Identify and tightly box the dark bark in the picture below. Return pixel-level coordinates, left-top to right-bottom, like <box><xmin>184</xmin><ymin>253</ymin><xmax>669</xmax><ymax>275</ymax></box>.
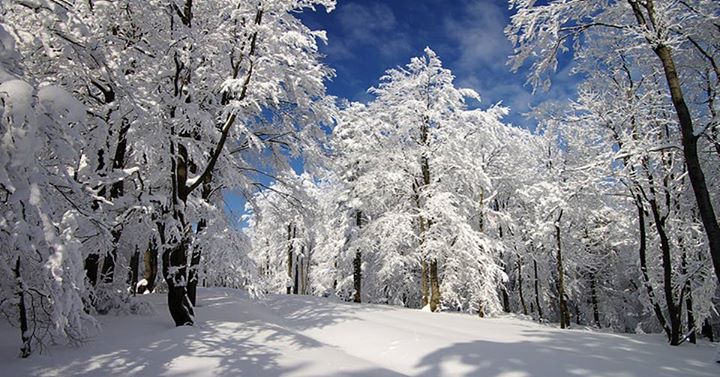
<box><xmin>84</xmin><ymin>254</ymin><xmax>100</xmax><ymax>286</ymax></box>
<box><xmin>141</xmin><ymin>240</ymin><xmax>159</xmax><ymax>293</ymax></box>
<box><xmin>655</xmin><ymin>43</ymin><xmax>720</xmax><ymax>290</ymax></box>
<box><xmin>129</xmin><ymin>248</ymin><xmax>140</xmax><ymax>296</ymax></box>
<box><xmin>701</xmin><ymin>320</ymin><xmax>714</xmax><ymax>341</ymax></box>
<box><xmin>517</xmin><ymin>257</ymin><xmax>528</xmax><ymax>315</ymax></box>
<box><xmin>162</xmin><ymin>236</ymin><xmax>194</xmax><ymax>326</ymax></box>
<box><xmin>14</xmin><ymin>258</ymin><xmax>31</xmax><ymax>358</ymax></box>
<box><xmin>353</xmin><ymin>211</ymin><xmax>362</xmax><ymax>303</ymax></box>
<box><xmin>188</xmin><ymin>174</ymin><xmax>212</xmax><ymax>306</ymax></box>
<box><xmin>429</xmin><ymin>259</ymin><xmax>440</xmax><ymax>312</ymax></box>
<box><xmin>421</xmin><ymin>259</ymin><xmax>429</xmax><ymax>307</ymax></box>
<box><xmin>100</xmin><ymin>119</ymin><xmax>132</xmax><ymax>287</ymax></box>
<box><xmin>681</xmin><ymin>252</ymin><xmax>696</xmax><ymax>344</ymax></box>
<box><xmin>534</xmin><ymin>259</ymin><xmax>543</xmax><ymax>320</ymax></box>
<box><xmin>500</xmin><ymin>253</ymin><xmax>511</xmax><ymax>313</ymax></box>
<box><xmin>635</xmin><ymin>196</ymin><xmax>671</xmax><ymax>338</ymax></box>
<box><xmin>287</xmin><ymin>224</ymin><xmax>295</xmax><ymax>295</ymax></box>
<box><xmin>187</xmin><ymin>218</ymin><xmax>206</xmax><ymax>307</ymax></box>
<box><xmin>590</xmin><ymin>273</ymin><xmax>601</xmax><ymax>328</ymax></box>
<box><xmin>646</xmin><ymin>189</ymin><xmax>681</xmax><ymax>345</ymax></box>
<box><xmin>554</xmin><ymin>210</ymin><xmax>569</xmax><ymax>329</ymax></box>
<box><xmin>293</xmin><ymin>246</ymin><xmax>302</xmax><ymax>295</ymax></box>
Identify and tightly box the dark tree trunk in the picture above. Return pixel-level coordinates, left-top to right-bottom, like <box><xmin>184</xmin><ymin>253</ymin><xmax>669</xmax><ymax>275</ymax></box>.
<box><xmin>635</xmin><ymin>196</ymin><xmax>671</xmax><ymax>338</ymax></box>
<box><xmin>14</xmin><ymin>258</ymin><xmax>31</xmax><ymax>358</ymax></box>
<box><xmin>681</xmin><ymin>252</ymin><xmax>696</xmax><ymax>344</ymax></box>
<box><xmin>287</xmin><ymin>224</ymin><xmax>295</xmax><ymax>295</ymax></box>
<box><xmin>498</xmin><ymin>244</ymin><xmax>510</xmax><ymax>312</ymax></box>
<box><xmin>188</xmin><ymin>175</ymin><xmax>212</xmax><ymax>307</ymax></box>
<box><xmin>293</xmin><ymin>246</ymin><xmax>302</xmax><ymax>295</ymax></box>
<box><xmin>590</xmin><ymin>273</ymin><xmax>601</xmax><ymax>328</ymax></box>
<box><xmin>85</xmin><ymin>254</ymin><xmax>100</xmax><ymax>286</ymax></box>
<box><xmin>534</xmin><ymin>259</ymin><xmax>543</xmax><ymax>320</ymax></box>
<box><xmin>187</xmin><ymin>217</ymin><xmax>206</xmax><ymax>307</ymax></box>
<box><xmin>517</xmin><ymin>257</ymin><xmax>528</xmax><ymax>315</ymax></box>
<box><xmin>429</xmin><ymin>259</ymin><xmax>440</xmax><ymax>312</ymax></box>
<box><xmin>701</xmin><ymin>320</ymin><xmax>714</xmax><ymax>342</ymax></box>
<box><xmin>646</xmin><ymin>192</ymin><xmax>681</xmax><ymax>345</ymax></box>
<box><xmin>100</xmin><ymin>119</ymin><xmax>132</xmax><ymax>287</ymax></box>
<box><xmin>162</xmin><ymin>237</ymin><xmax>194</xmax><ymax>326</ymax></box>
<box><xmin>501</xmin><ymin>285</ymin><xmax>511</xmax><ymax>313</ymax></box>
<box><xmin>187</xmin><ymin>245</ymin><xmax>202</xmax><ymax>306</ymax></box>
<box><xmin>653</xmin><ymin>44</ymin><xmax>720</xmax><ymax>289</ymax></box>
<box><xmin>421</xmin><ymin>259</ymin><xmax>429</xmax><ymax>307</ymax></box>
<box><xmin>141</xmin><ymin>240</ymin><xmax>159</xmax><ymax>293</ymax></box>
<box><xmin>353</xmin><ymin>211</ymin><xmax>362</xmax><ymax>303</ymax></box>
<box><xmin>554</xmin><ymin>210</ymin><xmax>569</xmax><ymax>329</ymax></box>
<box><xmin>129</xmin><ymin>248</ymin><xmax>140</xmax><ymax>296</ymax></box>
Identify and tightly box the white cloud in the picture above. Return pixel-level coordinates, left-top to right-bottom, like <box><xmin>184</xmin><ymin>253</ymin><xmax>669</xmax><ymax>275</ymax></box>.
<box><xmin>444</xmin><ymin>0</ymin><xmax>581</xmax><ymax>128</ymax></box>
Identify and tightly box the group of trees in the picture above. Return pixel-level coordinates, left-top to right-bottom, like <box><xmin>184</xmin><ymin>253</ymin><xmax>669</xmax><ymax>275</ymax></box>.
<box><xmin>246</xmin><ymin>0</ymin><xmax>720</xmax><ymax>349</ymax></box>
<box><xmin>0</xmin><ymin>0</ymin><xmax>336</xmax><ymax>357</ymax></box>
<box><xmin>0</xmin><ymin>0</ymin><xmax>718</xmax><ymax>359</ymax></box>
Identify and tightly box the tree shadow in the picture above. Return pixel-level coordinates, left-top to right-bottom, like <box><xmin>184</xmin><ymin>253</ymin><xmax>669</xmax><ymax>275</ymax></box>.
<box><xmin>8</xmin><ymin>289</ymin><xmax>405</xmax><ymax>377</ymax></box>
<box><xmin>257</xmin><ymin>292</ymin><xmax>397</xmax><ymax>331</ymax></box>
<box><xmin>413</xmin><ymin>327</ymin><xmax>716</xmax><ymax>377</ymax></box>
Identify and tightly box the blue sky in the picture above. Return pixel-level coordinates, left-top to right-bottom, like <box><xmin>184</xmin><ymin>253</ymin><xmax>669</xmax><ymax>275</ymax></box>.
<box><xmin>225</xmin><ymin>0</ymin><xmax>579</xmax><ymax>224</ymax></box>
<box><xmin>298</xmin><ymin>0</ymin><xmax>578</xmax><ymax>129</ymax></box>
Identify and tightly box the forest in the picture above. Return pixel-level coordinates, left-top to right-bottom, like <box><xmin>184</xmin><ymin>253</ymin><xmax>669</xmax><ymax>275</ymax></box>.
<box><xmin>0</xmin><ymin>0</ymin><xmax>718</xmax><ymax>372</ymax></box>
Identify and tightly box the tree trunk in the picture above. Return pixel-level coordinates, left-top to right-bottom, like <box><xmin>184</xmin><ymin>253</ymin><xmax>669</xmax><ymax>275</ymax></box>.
<box><xmin>421</xmin><ymin>259</ymin><xmax>429</xmax><ymax>307</ymax></box>
<box><xmin>287</xmin><ymin>224</ymin><xmax>295</xmax><ymax>295</ymax></box>
<box><xmin>353</xmin><ymin>210</ymin><xmax>362</xmax><ymax>303</ymax></box>
<box><xmin>187</xmin><ymin>217</ymin><xmax>206</xmax><ymax>307</ymax></box>
<box><xmin>555</xmin><ymin>210</ymin><xmax>569</xmax><ymax>329</ymax></box>
<box><xmin>429</xmin><ymin>259</ymin><xmax>440</xmax><ymax>312</ymax></box>
<box><xmin>647</xmin><ymin>194</ymin><xmax>681</xmax><ymax>345</ymax></box>
<box><xmin>635</xmin><ymin>196</ymin><xmax>671</xmax><ymax>338</ymax></box>
<box><xmin>100</xmin><ymin>119</ymin><xmax>131</xmax><ymax>288</ymax></box>
<box><xmin>14</xmin><ymin>258</ymin><xmax>31</xmax><ymax>358</ymax></box>
<box><xmin>590</xmin><ymin>273</ymin><xmax>601</xmax><ymax>328</ymax></box>
<box><xmin>162</xmin><ymin>238</ymin><xmax>194</xmax><ymax>326</ymax></box>
<box><xmin>517</xmin><ymin>257</ymin><xmax>528</xmax><ymax>315</ymax></box>
<box><xmin>141</xmin><ymin>240</ymin><xmax>158</xmax><ymax>294</ymax></box>
<box><xmin>293</xmin><ymin>249</ymin><xmax>301</xmax><ymax>295</ymax></box>
<box><xmin>84</xmin><ymin>254</ymin><xmax>100</xmax><ymax>287</ymax></box>
<box><xmin>187</xmin><ymin>242</ymin><xmax>202</xmax><ymax>306</ymax></box>
<box><xmin>682</xmin><ymin>251</ymin><xmax>696</xmax><ymax>344</ymax></box>
<box><xmin>652</xmin><ymin>43</ymin><xmax>720</xmax><ymax>289</ymax></box>
<box><xmin>500</xmin><ymin>254</ymin><xmax>511</xmax><ymax>313</ymax></box>
<box><xmin>129</xmin><ymin>248</ymin><xmax>140</xmax><ymax>296</ymax></box>
<box><xmin>188</xmin><ymin>175</ymin><xmax>212</xmax><ymax>307</ymax></box>
<box><xmin>701</xmin><ymin>320</ymin><xmax>714</xmax><ymax>342</ymax></box>
<box><xmin>534</xmin><ymin>258</ymin><xmax>543</xmax><ymax>320</ymax></box>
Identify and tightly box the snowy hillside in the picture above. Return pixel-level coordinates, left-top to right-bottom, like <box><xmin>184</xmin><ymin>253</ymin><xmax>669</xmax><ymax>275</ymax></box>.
<box><xmin>0</xmin><ymin>288</ymin><xmax>715</xmax><ymax>377</ymax></box>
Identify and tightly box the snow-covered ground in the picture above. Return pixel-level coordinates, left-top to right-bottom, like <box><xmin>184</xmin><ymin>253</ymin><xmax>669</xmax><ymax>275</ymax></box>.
<box><xmin>0</xmin><ymin>288</ymin><xmax>716</xmax><ymax>377</ymax></box>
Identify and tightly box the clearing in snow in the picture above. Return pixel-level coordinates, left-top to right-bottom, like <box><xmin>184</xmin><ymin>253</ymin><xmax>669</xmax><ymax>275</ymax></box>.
<box><xmin>0</xmin><ymin>288</ymin><xmax>716</xmax><ymax>377</ymax></box>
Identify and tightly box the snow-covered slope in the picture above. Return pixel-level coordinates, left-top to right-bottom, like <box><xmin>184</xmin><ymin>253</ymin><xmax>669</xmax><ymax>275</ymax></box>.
<box><xmin>0</xmin><ymin>288</ymin><xmax>716</xmax><ymax>377</ymax></box>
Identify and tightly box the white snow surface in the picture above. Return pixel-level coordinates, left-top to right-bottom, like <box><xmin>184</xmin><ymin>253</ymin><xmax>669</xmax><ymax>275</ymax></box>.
<box><xmin>0</xmin><ymin>288</ymin><xmax>716</xmax><ymax>377</ymax></box>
